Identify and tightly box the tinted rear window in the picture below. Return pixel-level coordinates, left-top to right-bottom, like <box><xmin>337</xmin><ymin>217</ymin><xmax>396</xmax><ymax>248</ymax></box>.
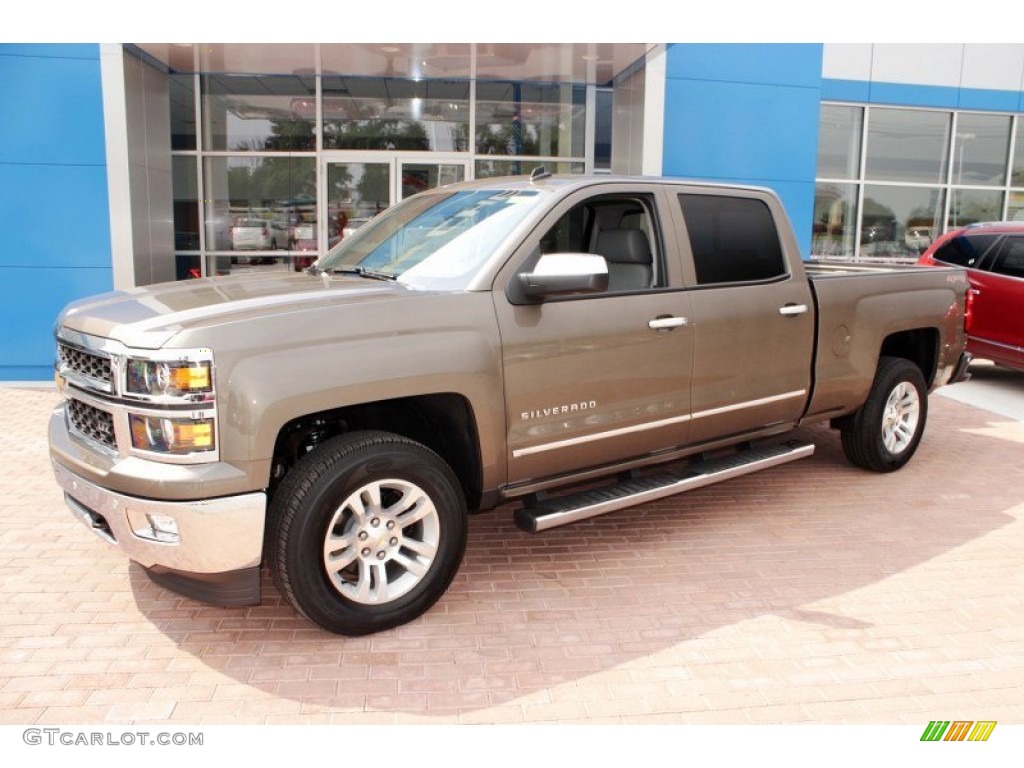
<box><xmin>991</xmin><ymin>236</ymin><xmax>1024</xmax><ymax>279</ymax></box>
<box><xmin>678</xmin><ymin>194</ymin><xmax>786</xmax><ymax>285</ymax></box>
<box><xmin>931</xmin><ymin>233</ymin><xmax>999</xmax><ymax>268</ymax></box>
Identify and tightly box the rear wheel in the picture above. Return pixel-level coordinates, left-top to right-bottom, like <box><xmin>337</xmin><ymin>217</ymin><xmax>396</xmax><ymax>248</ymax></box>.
<box><xmin>268</xmin><ymin>431</ymin><xmax>467</xmax><ymax>635</ymax></box>
<box><xmin>840</xmin><ymin>356</ymin><xmax>928</xmax><ymax>472</ymax></box>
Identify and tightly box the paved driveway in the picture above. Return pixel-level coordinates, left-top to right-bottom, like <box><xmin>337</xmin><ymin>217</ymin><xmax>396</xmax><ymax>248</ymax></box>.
<box><xmin>2</xmin><ymin>384</ymin><xmax>1023</xmax><ymax>725</ymax></box>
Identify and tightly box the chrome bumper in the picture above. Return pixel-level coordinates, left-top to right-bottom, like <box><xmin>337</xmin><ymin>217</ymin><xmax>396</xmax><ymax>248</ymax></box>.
<box><xmin>52</xmin><ymin>460</ymin><xmax>266</xmax><ymax>575</ymax></box>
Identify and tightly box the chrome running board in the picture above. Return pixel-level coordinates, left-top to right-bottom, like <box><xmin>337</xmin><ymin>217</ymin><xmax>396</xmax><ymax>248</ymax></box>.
<box><xmin>513</xmin><ymin>440</ymin><xmax>815</xmax><ymax>533</ymax></box>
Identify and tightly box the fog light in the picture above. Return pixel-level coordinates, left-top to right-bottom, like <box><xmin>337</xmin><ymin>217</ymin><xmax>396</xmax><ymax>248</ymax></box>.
<box><xmin>128</xmin><ymin>510</ymin><xmax>180</xmax><ymax>543</ymax></box>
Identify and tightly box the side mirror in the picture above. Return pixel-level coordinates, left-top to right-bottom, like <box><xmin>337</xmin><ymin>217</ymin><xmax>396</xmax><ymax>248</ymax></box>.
<box><xmin>517</xmin><ymin>253</ymin><xmax>609</xmax><ymax>300</ymax></box>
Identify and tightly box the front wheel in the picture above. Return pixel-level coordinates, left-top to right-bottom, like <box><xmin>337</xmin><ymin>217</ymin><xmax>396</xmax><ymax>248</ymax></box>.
<box><xmin>840</xmin><ymin>356</ymin><xmax>928</xmax><ymax>472</ymax></box>
<box><xmin>268</xmin><ymin>431</ymin><xmax>467</xmax><ymax>635</ymax></box>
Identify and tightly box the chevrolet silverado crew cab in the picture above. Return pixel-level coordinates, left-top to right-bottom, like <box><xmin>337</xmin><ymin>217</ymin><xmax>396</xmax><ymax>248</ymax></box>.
<box><xmin>49</xmin><ymin>174</ymin><xmax>971</xmax><ymax>635</ymax></box>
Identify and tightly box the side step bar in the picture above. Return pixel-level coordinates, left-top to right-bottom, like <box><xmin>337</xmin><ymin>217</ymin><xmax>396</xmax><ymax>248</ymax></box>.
<box><xmin>513</xmin><ymin>440</ymin><xmax>815</xmax><ymax>533</ymax></box>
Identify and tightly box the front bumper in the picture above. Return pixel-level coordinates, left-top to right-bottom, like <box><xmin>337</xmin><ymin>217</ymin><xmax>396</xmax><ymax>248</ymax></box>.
<box><xmin>52</xmin><ymin>460</ymin><xmax>266</xmax><ymax>605</ymax></box>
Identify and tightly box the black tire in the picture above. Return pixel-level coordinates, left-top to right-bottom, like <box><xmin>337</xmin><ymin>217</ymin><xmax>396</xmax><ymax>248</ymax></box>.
<box><xmin>268</xmin><ymin>431</ymin><xmax>467</xmax><ymax>635</ymax></box>
<box><xmin>840</xmin><ymin>356</ymin><xmax>928</xmax><ymax>472</ymax></box>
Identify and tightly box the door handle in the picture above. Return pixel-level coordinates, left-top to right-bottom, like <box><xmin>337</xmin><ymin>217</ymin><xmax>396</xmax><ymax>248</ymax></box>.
<box><xmin>648</xmin><ymin>316</ymin><xmax>688</xmax><ymax>330</ymax></box>
<box><xmin>779</xmin><ymin>304</ymin><xmax>809</xmax><ymax>317</ymax></box>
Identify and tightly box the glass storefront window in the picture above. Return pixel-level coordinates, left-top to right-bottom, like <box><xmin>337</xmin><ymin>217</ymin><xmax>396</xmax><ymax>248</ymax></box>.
<box><xmin>172</xmin><ymin>157</ymin><xmax>199</xmax><ymax>251</ymax></box>
<box><xmin>595</xmin><ymin>89</ymin><xmax>613</xmax><ymax>171</ymax></box>
<box><xmin>202</xmin><ymin>74</ymin><xmax>316</xmax><ymax>152</ymax></box>
<box><xmin>949</xmin><ymin>189</ymin><xmax>1004</xmax><ymax>228</ymax></box>
<box><xmin>812</xmin><ymin>182</ymin><xmax>858</xmax><ymax>257</ymax></box>
<box><xmin>475</xmin><ymin>82</ymin><xmax>586</xmax><ymax>158</ymax></box>
<box><xmin>322</xmin><ymin>77</ymin><xmax>471</xmax><ymax>153</ymax></box>
<box><xmin>865</xmin><ymin>108</ymin><xmax>951</xmax><ymax>184</ymax></box>
<box><xmin>326</xmin><ymin>161</ymin><xmax>391</xmax><ymax>251</ymax></box>
<box><xmin>861</xmin><ymin>185</ymin><xmax>944</xmax><ymax>259</ymax></box>
<box><xmin>817</xmin><ymin>105</ymin><xmax>862</xmax><ymax>180</ymax></box>
<box><xmin>475</xmin><ymin>159</ymin><xmax>585</xmax><ymax>179</ymax></box>
<box><xmin>1012</xmin><ymin>118</ymin><xmax>1024</xmax><ymax>187</ymax></box>
<box><xmin>170</xmin><ymin>75</ymin><xmax>196</xmax><ymax>151</ymax></box>
<box><xmin>203</xmin><ymin>156</ymin><xmax>316</xmax><ymax>259</ymax></box>
<box><xmin>953</xmin><ymin>113</ymin><xmax>1012</xmax><ymax>186</ymax></box>
<box><xmin>1009</xmin><ymin>190</ymin><xmax>1024</xmax><ymax>222</ymax></box>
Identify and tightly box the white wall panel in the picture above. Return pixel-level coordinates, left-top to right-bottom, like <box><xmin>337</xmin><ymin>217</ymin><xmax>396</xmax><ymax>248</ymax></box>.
<box><xmin>870</xmin><ymin>44</ymin><xmax>964</xmax><ymax>88</ymax></box>
<box><xmin>961</xmin><ymin>44</ymin><xmax>1024</xmax><ymax>92</ymax></box>
<box><xmin>822</xmin><ymin>44</ymin><xmax>873</xmax><ymax>81</ymax></box>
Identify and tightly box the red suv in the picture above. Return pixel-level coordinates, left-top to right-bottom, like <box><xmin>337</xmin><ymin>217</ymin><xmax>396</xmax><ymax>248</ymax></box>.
<box><xmin>918</xmin><ymin>223</ymin><xmax>1024</xmax><ymax>371</ymax></box>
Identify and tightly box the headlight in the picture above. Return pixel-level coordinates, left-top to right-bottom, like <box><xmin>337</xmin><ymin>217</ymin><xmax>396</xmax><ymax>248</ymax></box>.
<box><xmin>126</xmin><ymin>359</ymin><xmax>212</xmax><ymax>398</ymax></box>
<box><xmin>129</xmin><ymin>414</ymin><xmax>216</xmax><ymax>455</ymax></box>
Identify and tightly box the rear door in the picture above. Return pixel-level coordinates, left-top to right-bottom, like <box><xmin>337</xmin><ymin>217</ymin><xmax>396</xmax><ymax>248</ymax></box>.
<box><xmin>493</xmin><ymin>183</ymin><xmax>695</xmax><ymax>486</ymax></box>
<box><xmin>674</xmin><ymin>190</ymin><xmax>815</xmax><ymax>445</ymax></box>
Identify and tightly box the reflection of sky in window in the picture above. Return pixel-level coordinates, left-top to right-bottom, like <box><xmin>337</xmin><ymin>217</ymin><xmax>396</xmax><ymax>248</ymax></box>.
<box><xmin>817</xmin><ymin>106</ymin><xmax>862</xmax><ymax>179</ymax></box>
<box><xmin>866</xmin><ymin>109</ymin><xmax>950</xmax><ymax>184</ymax></box>
<box><xmin>954</xmin><ymin>114</ymin><xmax>1012</xmax><ymax>186</ymax></box>
<box><xmin>226</xmin><ymin>113</ymin><xmax>275</xmax><ymax>148</ymax></box>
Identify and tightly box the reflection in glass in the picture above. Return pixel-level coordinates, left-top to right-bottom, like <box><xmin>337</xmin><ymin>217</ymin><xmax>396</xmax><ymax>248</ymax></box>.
<box><xmin>475</xmin><ymin>160</ymin><xmax>585</xmax><ymax>178</ymax></box>
<box><xmin>1009</xmin><ymin>190</ymin><xmax>1024</xmax><ymax>222</ymax></box>
<box><xmin>817</xmin><ymin>105</ymin><xmax>862</xmax><ymax>180</ymax></box>
<box><xmin>812</xmin><ymin>183</ymin><xmax>858</xmax><ymax>257</ymax></box>
<box><xmin>322</xmin><ymin>77</ymin><xmax>470</xmax><ymax>152</ymax></box>
<box><xmin>949</xmin><ymin>189</ymin><xmax>1004</xmax><ymax>228</ymax></box>
<box><xmin>203</xmin><ymin>156</ymin><xmax>316</xmax><ymax>266</ymax></box>
<box><xmin>475</xmin><ymin>82</ymin><xmax>586</xmax><ymax>158</ymax></box>
<box><xmin>170</xmin><ymin>75</ymin><xmax>196</xmax><ymax>151</ymax></box>
<box><xmin>326</xmin><ymin>162</ymin><xmax>391</xmax><ymax>260</ymax></box>
<box><xmin>861</xmin><ymin>185</ymin><xmax>944</xmax><ymax>258</ymax></box>
<box><xmin>172</xmin><ymin>157</ymin><xmax>199</xmax><ymax>251</ymax></box>
<box><xmin>400</xmin><ymin>163</ymin><xmax>465</xmax><ymax>199</ymax></box>
<box><xmin>595</xmin><ymin>89</ymin><xmax>613</xmax><ymax>171</ymax></box>
<box><xmin>202</xmin><ymin>74</ymin><xmax>316</xmax><ymax>151</ymax></box>
<box><xmin>866</xmin><ymin>108</ymin><xmax>950</xmax><ymax>184</ymax></box>
<box><xmin>1012</xmin><ymin>119</ymin><xmax>1024</xmax><ymax>187</ymax></box>
<box><xmin>954</xmin><ymin>113</ymin><xmax>1011</xmax><ymax>186</ymax></box>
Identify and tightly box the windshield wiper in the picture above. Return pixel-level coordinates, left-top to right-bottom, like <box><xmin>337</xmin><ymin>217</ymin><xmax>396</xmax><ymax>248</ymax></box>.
<box><xmin>325</xmin><ymin>265</ymin><xmax>396</xmax><ymax>281</ymax></box>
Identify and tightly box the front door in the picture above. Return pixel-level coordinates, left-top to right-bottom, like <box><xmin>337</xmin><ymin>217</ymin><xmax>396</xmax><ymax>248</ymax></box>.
<box><xmin>494</xmin><ymin>184</ymin><xmax>695</xmax><ymax>486</ymax></box>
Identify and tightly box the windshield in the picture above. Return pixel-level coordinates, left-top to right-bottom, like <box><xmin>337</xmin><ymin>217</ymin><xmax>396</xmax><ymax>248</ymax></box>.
<box><xmin>317</xmin><ymin>188</ymin><xmax>547</xmax><ymax>289</ymax></box>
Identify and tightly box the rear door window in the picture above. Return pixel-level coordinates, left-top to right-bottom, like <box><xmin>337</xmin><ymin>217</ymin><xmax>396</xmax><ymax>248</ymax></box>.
<box><xmin>989</xmin><ymin>236</ymin><xmax>1024</xmax><ymax>279</ymax></box>
<box><xmin>678</xmin><ymin>194</ymin><xmax>786</xmax><ymax>285</ymax></box>
<box><xmin>930</xmin><ymin>233</ymin><xmax>999</xmax><ymax>268</ymax></box>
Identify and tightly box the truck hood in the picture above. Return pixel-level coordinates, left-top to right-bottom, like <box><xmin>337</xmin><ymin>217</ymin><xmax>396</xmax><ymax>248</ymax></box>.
<box><xmin>57</xmin><ymin>272</ymin><xmax>405</xmax><ymax>349</ymax></box>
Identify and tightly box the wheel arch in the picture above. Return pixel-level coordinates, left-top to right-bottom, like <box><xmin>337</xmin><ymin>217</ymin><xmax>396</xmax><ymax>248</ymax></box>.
<box><xmin>269</xmin><ymin>393</ymin><xmax>483</xmax><ymax>511</ymax></box>
<box><xmin>879</xmin><ymin>327</ymin><xmax>939</xmax><ymax>388</ymax></box>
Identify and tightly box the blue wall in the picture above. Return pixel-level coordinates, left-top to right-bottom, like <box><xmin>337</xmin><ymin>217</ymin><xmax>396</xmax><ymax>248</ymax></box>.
<box><xmin>661</xmin><ymin>43</ymin><xmax>824</xmax><ymax>260</ymax></box>
<box><xmin>0</xmin><ymin>44</ymin><xmax>112</xmax><ymax>381</ymax></box>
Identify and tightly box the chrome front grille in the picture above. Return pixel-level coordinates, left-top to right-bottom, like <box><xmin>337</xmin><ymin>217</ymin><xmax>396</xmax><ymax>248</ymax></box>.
<box><xmin>58</xmin><ymin>342</ymin><xmax>112</xmax><ymax>387</ymax></box>
<box><xmin>67</xmin><ymin>398</ymin><xmax>116</xmax><ymax>449</ymax></box>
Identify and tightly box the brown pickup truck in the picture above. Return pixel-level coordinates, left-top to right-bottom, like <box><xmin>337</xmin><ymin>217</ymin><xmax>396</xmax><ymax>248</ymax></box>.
<box><xmin>49</xmin><ymin>174</ymin><xmax>971</xmax><ymax>635</ymax></box>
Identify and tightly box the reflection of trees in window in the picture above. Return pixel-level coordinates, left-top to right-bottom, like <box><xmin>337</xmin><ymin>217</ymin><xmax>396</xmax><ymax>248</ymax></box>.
<box><xmin>227</xmin><ymin>159</ymin><xmax>315</xmax><ymax>210</ymax></box>
<box><xmin>475</xmin><ymin>122</ymin><xmax>540</xmax><ymax>156</ymax></box>
<box><xmin>323</xmin><ymin>119</ymin><xmax>429</xmax><ymax>151</ymax></box>
<box><xmin>263</xmin><ymin>118</ymin><xmax>315</xmax><ymax>151</ymax></box>
<box><xmin>812</xmin><ymin>184</ymin><xmax>856</xmax><ymax>256</ymax></box>
<box><xmin>950</xmin><ymin>192</ymin><xmax>1002</xmax><ymax>227</ymax></box>
<box><xmin>860</xmin><ymin>197</ymin><xmax>898</xmax><ymax>247</ymax></box>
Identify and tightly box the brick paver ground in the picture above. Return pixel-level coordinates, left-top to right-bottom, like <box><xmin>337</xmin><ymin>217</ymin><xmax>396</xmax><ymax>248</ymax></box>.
<box><xmin>2</xmin><ymin>385</ymin><xmax>1023</xmax><ymax>725</ymax></box>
